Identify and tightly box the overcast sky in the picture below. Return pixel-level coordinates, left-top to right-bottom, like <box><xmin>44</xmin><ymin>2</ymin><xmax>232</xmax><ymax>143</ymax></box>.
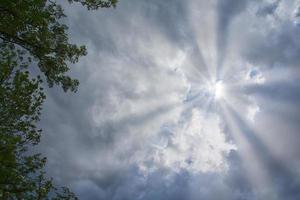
<box><xmin>39</xmin><ymin>0</ymin><xmax>300</xmax><ymax>199</ymax></box>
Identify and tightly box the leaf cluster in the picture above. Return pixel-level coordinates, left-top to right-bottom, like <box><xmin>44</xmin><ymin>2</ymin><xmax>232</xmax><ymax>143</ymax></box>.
<box><xmin>68</xmin><ymin>0</ymin><xmax>118</xmax><ymax>10</ymax></box>
<box><xmin>0</xmin><ymin>0</ymin><xmax>117</xmax><ymax>199</ymax></box>
<box><xmin>0</xmin><ymin>42</ymin><xmax>76</xmax><ymax>199</ymax></box>
<box><xmin>0</xmin><ymin>0</ymin><xmax>87</xmax><ymax>92</ymax></box>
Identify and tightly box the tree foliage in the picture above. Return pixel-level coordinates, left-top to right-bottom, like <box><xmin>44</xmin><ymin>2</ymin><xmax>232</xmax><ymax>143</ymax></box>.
<box><xmin>0</xmin><ymin>41</ymin><xmax>78</xmax><ymax>199</ymax></box>
<box><xmin>0</xmin><ymin>0</ymin><xmax>87</xmax><ymax>92</ymax></box>
<box><xmin>0</xmin><ymin>0</ymin><xmax>117</xmax><ymax>199</ymax></box>
<box><xmin>68</xmin><ymin>0</ymin><xmax>118</xmax><ymax>10</ymax></box>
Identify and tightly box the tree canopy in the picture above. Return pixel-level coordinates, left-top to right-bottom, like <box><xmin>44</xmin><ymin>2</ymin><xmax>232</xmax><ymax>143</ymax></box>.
<box><xmin>0</xmin><ymin>0</ymin><xmax>117</xmax><ymax>92</ymax></box>
<box><xmin>0</xmin><ymin>0</ymin><xmax>117</xmax><ymax>199</ymax></box>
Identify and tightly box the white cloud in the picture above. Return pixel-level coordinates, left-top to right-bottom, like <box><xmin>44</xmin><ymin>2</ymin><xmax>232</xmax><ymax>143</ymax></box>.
<box><xmin>39</xmin><ymin>0</ymin><xmax>300</xmax><ymax>199</ymax></box>
<box><xmin>247</xmin><ymin>104</ymin><xmax>260</xmax><ymax>123</ymax></box>
<box><xmin>139</xmin><ymin>109</ymin><xmax>236</xmax><ymax>174</ymax></box>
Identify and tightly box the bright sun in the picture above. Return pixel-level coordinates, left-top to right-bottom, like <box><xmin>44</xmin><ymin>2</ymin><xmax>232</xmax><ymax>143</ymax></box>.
<box><xmin>215</xmin><ymin>81</ymin><xmax>225</xmax><ymax>100</ymax></box>
<box><xmin>208</xmin><ymin>80</ymin><xmax>225</xmax><ymax>100</ymax></box>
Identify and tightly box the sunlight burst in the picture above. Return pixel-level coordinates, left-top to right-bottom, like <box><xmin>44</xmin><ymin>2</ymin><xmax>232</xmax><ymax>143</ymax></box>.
<box><xmin>215</xmin><ymin>81</ymin><xmax>225</xmax><ymax>100</ymax></box>
<box><xmin>208</xmin><ymin>80</ymin><xmax>225</xmax><ymax>100</ymax></box>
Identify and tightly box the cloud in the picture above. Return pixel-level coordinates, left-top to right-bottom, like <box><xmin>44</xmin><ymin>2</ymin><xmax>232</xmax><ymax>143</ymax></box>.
<box><xmin>228</xmin><ymin>0</ymin><xmax>300</xmax><ymax>68</ymax></box>
<box><xmin>216</xmin><ymin>0</ymin><xmax>250</xmax><ymax>77</ymax></box>
<box><xmin>37</xmin><ymin>0</ymin><xmax>300</xmax><ymax>199</ymax></box>
<box><xmin>139</xmin><ymin>109</ymin><xmax>236</xmax><ymax>174</ymax></box>
<box><xmin>247</xmin><ymin>67</ymin><xmax>266</xmax><ymax>84</ymax></box>
<box><xmin>256</xmin><ymin>0</ymin><xmax>280</xmax><ymax>17</ymax></box>
<box><xmin>294</xmin><ymin>1</ymin><xmax>300</xmax><ymax>26</ymax></box>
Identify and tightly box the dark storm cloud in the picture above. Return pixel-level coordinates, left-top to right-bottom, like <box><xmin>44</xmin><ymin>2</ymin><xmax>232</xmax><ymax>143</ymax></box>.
<box><xmin>37</xmin><ymin>0</ymin><xmax>300</xmax><ymax>199</ymax></box>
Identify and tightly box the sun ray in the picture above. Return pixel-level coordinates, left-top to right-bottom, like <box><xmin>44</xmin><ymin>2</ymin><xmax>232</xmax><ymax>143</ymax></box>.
<box><xmin>219</xmin><ymin>103</ymin><xmax>277</xmax><ymax>198</ymax></box>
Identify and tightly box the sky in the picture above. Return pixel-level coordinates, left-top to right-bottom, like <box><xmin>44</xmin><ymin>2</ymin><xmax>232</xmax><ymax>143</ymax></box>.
<box><xmin>39</xmin><ymin>0</ymin><xmax>300</xmax><ymax>199</ymax></box>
